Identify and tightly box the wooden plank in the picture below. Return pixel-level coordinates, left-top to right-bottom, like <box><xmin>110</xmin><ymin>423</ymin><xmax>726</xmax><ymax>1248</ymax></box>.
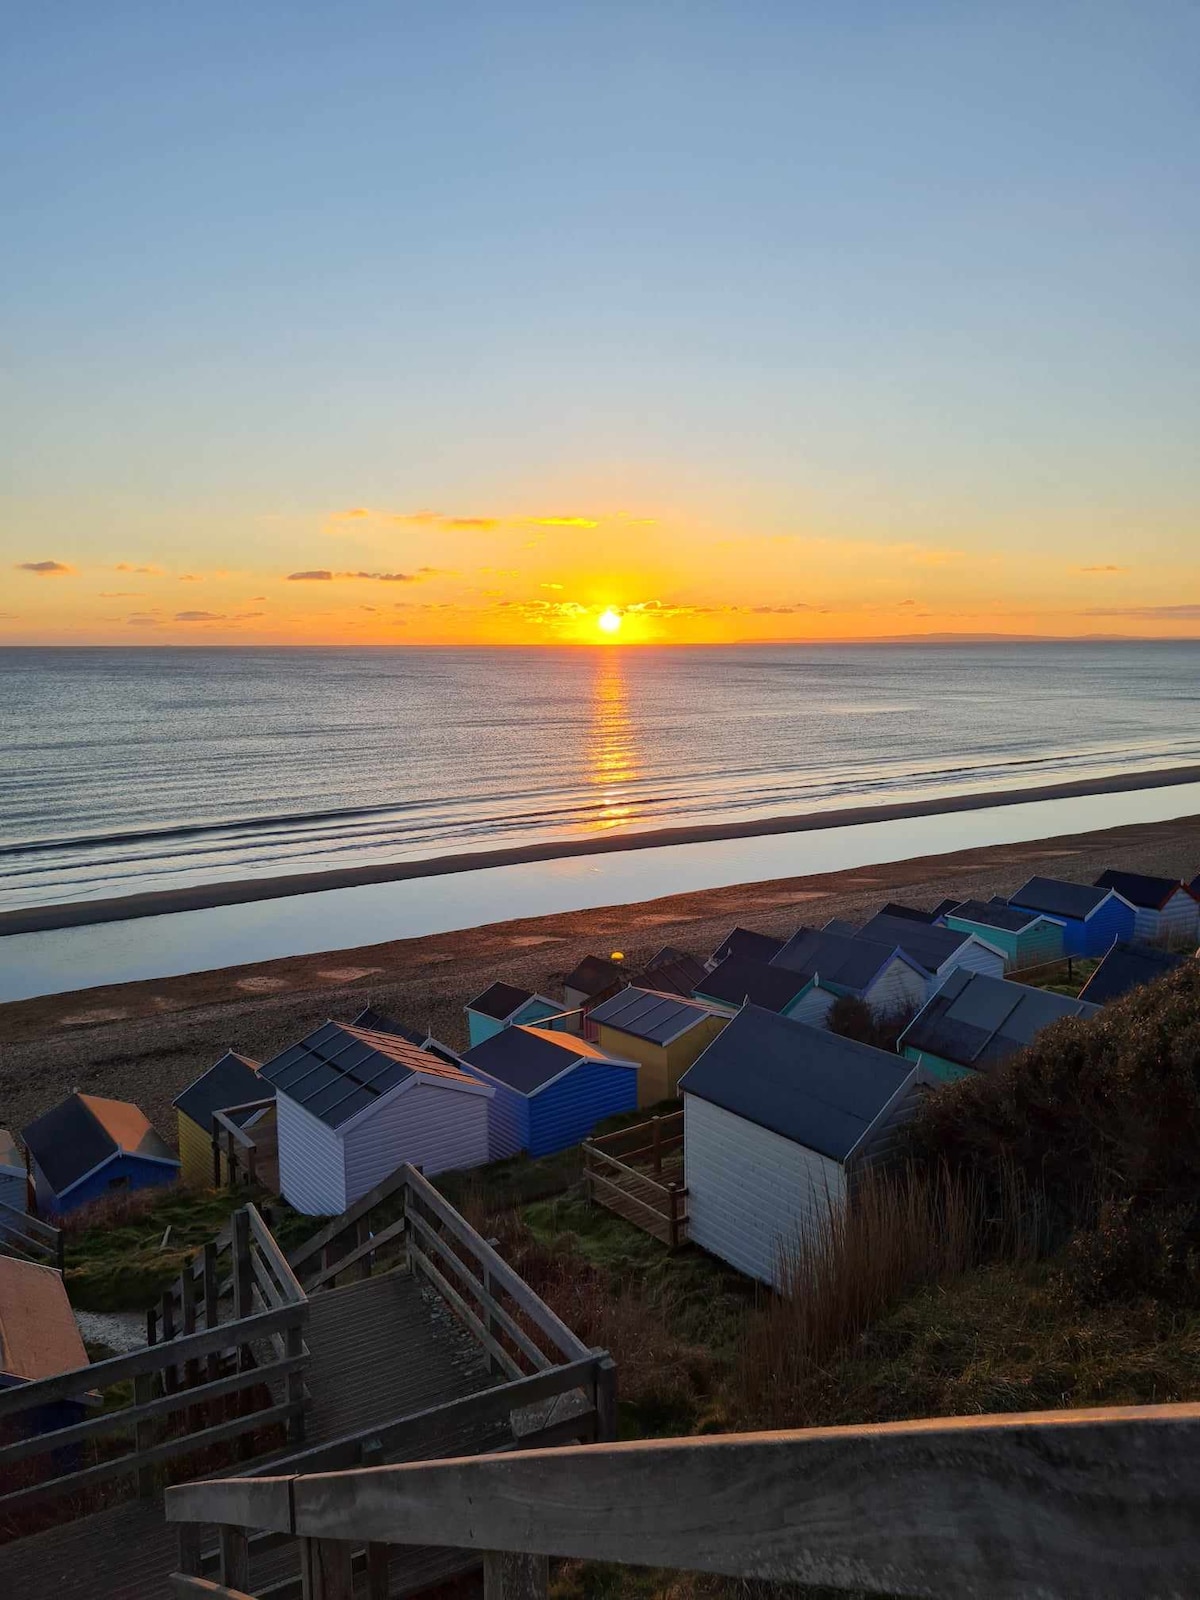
<box><xmin>220</xmin><ymin>1526</ymin><xmax>250</xmax><ymax>1592</ymax></box>
<box><xmin>305</xmin><ymin>1214</ymin><xmax>407</xmax><ymax>1291</ymax></box>
<box><xmin>282</xmin><ymin>1404</ymin><xmax>1200</xmax><ymax>1599</ymax></box>
<box><xmin>0</xmin><ymin>1302</ymin><xmax>304</xmax><ymax>1416</ymax></box>
<box><xmin>584</xmin><ymin>1165</ymin><xmax>674</xmax><ymax>1237</ymax></box>
<box><xmin>403</xmin><ymin>1167</ymin><xmax>592</xmax><ymax>1363</ymax></box>
<box><xmin>0</xmin><ymin>1397</ymin><xmax>304</xmax><ymax>1513</ymax></box>
<box><xmin>288</xmin><ymin>1165</ymin><xmax>411</xmax><ymax>1274</ymax></box>
<box><xmin>167</xmin><ymin>1473</ymin><xmax>297</xmax><ymax>1533</ymax></box>
<box><xmin>0</xmin><ymin>1196</ymin><xmax>60</xmax><ymax>1239</ymax></box>
<box><xmin>409</xmin><ymin>1245</ymin><xmax>523</xmax><ymax>1381</ymax></box>
<box><xmin>252</xmin><ymin>1250</ymin><xmax>288</xmax><ymax>1308</ymax></box>
<box><xmin>405</xmin><ymin>1211</ymin><xmax>550</xmax><ymax>1372</ymax></box>
<box><xmin>248</xmin><ymin>1204</ymin><xmax>307</xmax><ymax>1304</ymax></box>
<box><xmin>584</xmin><ymin>1145</ymin><xmax>674</xmax><ymax>1198</ymax></box>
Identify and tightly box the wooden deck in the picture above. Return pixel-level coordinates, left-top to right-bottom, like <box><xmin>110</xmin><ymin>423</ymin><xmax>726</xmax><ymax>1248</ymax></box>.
<box><xmin>0</xmin><ymin>1269</ymin><xmax>495</xmax><ymax>1600</ymax></box>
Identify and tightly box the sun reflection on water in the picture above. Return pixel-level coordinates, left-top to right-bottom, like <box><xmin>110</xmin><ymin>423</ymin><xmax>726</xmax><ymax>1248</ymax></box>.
<box><xmin>587</xmin><ymin>650</ymin><xmax>641</xmax><ymax>830</ymax></box>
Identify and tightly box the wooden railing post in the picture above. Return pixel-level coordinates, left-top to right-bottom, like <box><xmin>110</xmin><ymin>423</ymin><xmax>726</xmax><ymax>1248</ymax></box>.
<box><xmin>133</xmin><ymin>1370</ymin><xmax>156</xmax><ymax>1497</ymax></box>
<box><xmin>652</xmin><ymin>1115</ymin><xmax>662</xmax><ymax>1176</ymax></box>
<box><xmin>233</xmin><ymin>1207</ymin><xmax>253</xmax><ymax>1373</ymax></box>
<box><xmin>204</xmin><ymin>1240</ymin><xmax>220</xmax><ymax>1382</ymax></box>
<box><xmin>301</xmin><ymin>1536</ymin><xmax>354</xmax><ymax>1599</ymax></box>
<box><xmin>177</xmin><ymin>1519</ymin><xmax>204</xmax><ymax>1578</ymax></box>
<box><xmin>182</xmin><ymin>1268</ymin><xmax>199</xmax><ymax>1389</ymax></box>
<box><xmin>667</xmin><ymin>1183</ymin><xmax>681</xmax><ymax>1249</ymax></box>
<box><xmin>484</xmin><ymin>1551</ymin><xmax>548</xmax><ymax>1600</ymax></box>
<box><xmin>357</xmin><ymin>1215</ymin><xmax>372</xmax><ymax>1281</ymax></box>
<box><xmin>161</xmin><ymin>1287</ymin><xmax>178</xmax><ymax>1393</ymax></box>
<box><xmin>287</xmin><ymin>1318</ymin><xmax>307</xmax><ymax>1445</ymax></box>
<box><xmin>212</xmin><ymin>1130</ymin><xmax>223</xmax><ymax>1189</ymax></box>
<box><xmin>219</xmin><ymin>1526</ymin><xmax>250</xmax><ymax>1592</ymax></box>
<box><xmin>594</xmin><ymin>1350</ymin><xmax>618</xmax><ymax>1442</ymax></box>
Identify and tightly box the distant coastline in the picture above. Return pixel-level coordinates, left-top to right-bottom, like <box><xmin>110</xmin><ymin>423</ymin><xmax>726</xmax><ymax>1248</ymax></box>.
<box><xmin>5</xmin><ymin>761</ymin><xmax>1200</xmax><ymax>938</ymax></box>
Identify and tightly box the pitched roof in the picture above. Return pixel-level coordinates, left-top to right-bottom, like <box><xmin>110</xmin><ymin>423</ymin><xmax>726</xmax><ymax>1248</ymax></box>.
<box><xmin>0</xmin><ymin>1128</ymin><xmax>22</xmax><ymax>1177</ymax></box>
<box><xmin>467</xmin><ymin>981</ymin><xmax>536</xmax><ymax>1021</ymax></box>
<box><xmin>352</xmin><ymin>1006</ymin><xmax>427</xmax><ymax>1045</ymax></box>
<box><xmin>1093</xmin><ymin>869</ymin><xmax>1193</xmax><ymax>911</ymax></box>
<box><xmin>898</xmin><ymin>969</ymin><xmax>1099</xmax><ymax>1071</ymax></box>
<box><xmin>697</xmin><ymin>955</ymin><xmax>807</xmax><ymax>1014</ymax></box>
<box><xmin>679</xmin><ymin>1006</ymin><xmax>913</xmax><ymax>1163</ymax></box>
<box><xmin>462</xmin><ymin>1024</ymin><xmax>619</xmax><ymax>1095</ymax></box>
<box><xmin>173</xmin><ymin>1052</ymin><xmax>265</xmax><ymax>1131</ymax></box>
<box><xmin>0</xmin><ymin>1258</ymin><xmax>88</xmax><ymax>1383</ymax></box>
<box><xmin>878</xmin><ymin>902</ymin><xmax>938</xmax><ymax>924</ymax></box>
<box><xmin>1077</xmin><ymin>942</ymin><xmax>1190</xmax><ymax>1005</ymax></box>
<box><xmin>708</xmin><ymin>927</ymin><xmax>785</xmax><ymax>969</ymax></box>
<box><xmin>769</xmin><ymin>927</ymin><xmax>910</xmax><ymax>993</ymax></box>
<box><xmin>1009</xmin><ymin>876</ymin><xmax>1113</xmax><ymax>920</ymax></box>
<box><xmin>944</xmin><ymin>899</ymin><xmax>1046</xmax><ymax>934</ymax></box>
<box><xmin>562</xmin><ymin>955</ymin><xmax>626</xmax><ymax>999</ymax></box>
<box><xmin>640</xmin><ymin>947</ymin><xmax>707</xmax><ymax>998</ymax></box>
<box><xmin>931</xmin><ymin>898</ymin><xmax>965</xmax><ymax>919</ymax></box>
<box><xmin>22</xmin><ymin>1094</ymin><xmax>179</xmax><ymax>1196</ymax></box>
<box><xmin>587</xmin><ymin>987</ymin><xmax>724</xmax><ymax>1045</ymax></box>
<box><xmin>259</xmin><ymin>1022</ymin><xmax>480</xmax><ymax>1130</ymax></box>
<box><xmin>857</xmin><ymin>911</ymin><xmax>982</xmax><ymax>974</ymax></box>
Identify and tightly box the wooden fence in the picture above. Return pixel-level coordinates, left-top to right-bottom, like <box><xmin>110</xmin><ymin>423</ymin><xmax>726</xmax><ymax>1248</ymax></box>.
<box><xmin>0</xmin><ymin>1196</ymin><xmax>63</xmax><ymax>1270</ymax></box>
<box><xmin>0</xmin><ymin>1203</ymin><xmax>307</xmax><ymax>1519</ymax></box>
<box><xmin>168</xmin><ymin>1401</ymin><xmax>1200</xmax><ymax>1599</ymax></box>
<box><xmin>212</xmin><ymin>1099</ymin><xmax>278</xmax><ymax>1190</ymax></box>
<box><xmin>583</xmin><ymin>1112</ymin><xmax>687</xmax><ymax>1247</ymax></box>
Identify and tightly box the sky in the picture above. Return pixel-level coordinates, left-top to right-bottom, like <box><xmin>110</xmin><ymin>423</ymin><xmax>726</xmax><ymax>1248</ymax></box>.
<box><xmin>3</xmin><ymin>2</ymin><xmax>1199</xmax><ymax>645</ymax></box>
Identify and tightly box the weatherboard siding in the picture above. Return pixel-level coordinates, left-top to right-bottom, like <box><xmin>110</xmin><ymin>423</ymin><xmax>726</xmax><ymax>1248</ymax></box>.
<box><xmin>342</xmin><ymin>1081</ymin><xmax>490</xmax><ymax>1200</ymax></box>
<box><xmin>467</xmin><ymin>997</ymin><xmax>561</xmax><ymax>1048</ymax></box>
<box><xmin>902</xmin><ymin>1046</ymin><xmax>972</xmax><ymax>1084</ymax></box>
<box><xmin>459</xmin><ymin>1069</ymin><xmax>530</xmax><ymax>1161</ymax></box>
<box><xmin>866</xmin><ymin>957</ymin><xmax>928</xmax><ymax>1018</ymax></box>
<box><xmin>944</xmin><ymin>915</ymin><xmax>1064</xmax><ymax>970</ymax></box>
<box><xmin>597</xmin><ymin>1014</ymin><xmax>728</xmax><ymax>1106</ymax></box>
<box><xmin>275</xmin><ymin>1094</ymin><xmax>347</xmax><ymax>1217</ymax></box>
<box><xmin>684</xmin><ymin>1093</ymin><xmax>846</xmax><ymax>1288</ymax></box>
<box><xmin>785</xmin><ymin>984</ymin><xmax>836</xmax><ymax>1028</ymax></box>
<box><xmin>1132</xmin><ymin>890</ymin><xmax>1199</xmax><ymax>945</ymax></box>
<box><xmin>939</xmin><ymin>939</ymin><xmax>1005</xmax><ymax>984</ymax></box>
<box><xmin>0</xmin><ymin>1167</ymin><xmax>26</xmax><ymax>1216</ymax></box>
<box><xmin>35</xmin><ymin>1152</ymin><xmax>179</xmax><ymax>1217</ymax></box>
<box><xmin>177</xmin><ymin>1113</ymin><xmax>216</xmax><ymax>1189</ymax></box>
<box><xmin>529</xmin><ymin>1059</ymin><xmax>639</xmax><ymax>1157</ymax></box>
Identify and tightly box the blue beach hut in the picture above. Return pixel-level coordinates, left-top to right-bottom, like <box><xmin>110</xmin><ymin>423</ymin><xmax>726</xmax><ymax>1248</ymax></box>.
<box><xmin>1007</xmin><ymin>876</ymin><xmax>1135</xmax><ymax>958</ymax></box>
<box><xmin>460</xmin><ymin>1026</ymin><xmax>639</xmax><ymax>1160</ymax></box>
<box><xmin>21</xmin><ymin>1094</ymin><xmax>180</xmax><ymax>1217</ymax></box>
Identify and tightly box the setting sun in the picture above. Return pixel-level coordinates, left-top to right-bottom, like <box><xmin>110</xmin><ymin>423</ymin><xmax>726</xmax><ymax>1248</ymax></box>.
<box><xmin>597</xmin><ymin>608</ymin><xmax>622</xmax><ymax>636</ymax></box>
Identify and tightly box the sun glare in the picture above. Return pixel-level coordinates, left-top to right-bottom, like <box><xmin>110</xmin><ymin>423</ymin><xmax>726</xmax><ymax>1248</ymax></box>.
<box><xmin>597</xmin><ymin>608</ymin><xmax>622</xmax><ymax>635</ymax></box>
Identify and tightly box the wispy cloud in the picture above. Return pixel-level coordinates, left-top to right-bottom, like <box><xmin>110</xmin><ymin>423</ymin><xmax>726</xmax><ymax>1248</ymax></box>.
<box><xmin>329</xmin><ymin>508</ymin><xmax>609</xmax><ymax>531</ymax></box>
<box><xmin>115</xmin><ymin>562</ymin><xmax>163</xmax><ymax>575</ymax></box>
<box><xmin>532</xmin><ymin>516</ymin><xmax>598</xmax><ymax>528</ymax></box>
<box><xmin>17</xmin><ymin>560</ymin><xmax>73</xmax><ymax>575</ymax></box>
<box><xmin>126</xmin><ymin>612</ymin><xmax>161</xmax><ymax>627</ymax></box>
<box><xmin>288</xmin><ymin>570</ymin><xmax>334</xmax><ymax>581</ymax></box>
<box><xmin>288</xmin><ymin>569</ymin><xmax>421</xmax><ymax>582</ymax></box>
<box><xmin>232</xmin><ymin>611</ymin><xmax>264</xmax><ymax>621</ymax></box>
<box><xmin>1076</xmin><ymin>564</ymin><xmax>1128</xmax><ymax>574</ymax></box>
<box><xmin>1082</xmin><ymin>603</ymin><xmax>1200</xmax><ymax>619</ymax></box>
<box><xmin>175</xmin><ymin>610</ymin><xmax>226</xmax><ymax>622</ymax></box>
<box><xmin>100</xmin><ymin>590</ymin><xmax>143</xmax><ymax>597</ymax></box>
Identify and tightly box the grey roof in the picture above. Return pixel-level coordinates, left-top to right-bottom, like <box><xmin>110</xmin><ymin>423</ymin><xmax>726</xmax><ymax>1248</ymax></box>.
<box><xmin>1009</xmin><ymin>876</ymin><xmax>1112</xmax><ymax>921</ymax></box>
<box><xmin>259</xmin><ymin>1021</ymin><xmax>478</xmax><ymax>1130</ymax></box>
<box><xmin>1093</xmin><ymin>870</ymin><xmax>1192</xmax><ymax>911</ymax></box>
<box><xmin>820</xmin><ymin>917</ymin><xmax>860</xmax><ymax>936</ymax></box>
<box><xmin>898</xmin><ymin>970</ymin><xmax>1099</xmax><ymax>1072</ymax></box>
<box><xmin>22</xmin><ymin>1094</ymin><xmax>178</xmax><ymax>1195</ymax></box>
<box><xmin>679</xmin><ymin>1006</ymin><xmax>913</xmax><ymax>1163</ymax></box>
<box><xmin>944</xmin><ymin>899</ymin><xmax>1045</xmax><ymax>934</ymax></box>
<box><xmin>461</xmin><ymin>1025</ymin><xmax>617</xmax><ymax>1095</ymax></box>
<box><xmin>708</xmin><ymin>927</ymin><xmax>785</xmax><ymax>968</ymax></box>
<box><xmin>562</xmin><ymin>955</ymin><xmax>626</xmax><ymax>999</ymax></box>
<box><xmin>857</xmin><ymin>911</ymin><xmax>980</xmax><ymax>975</ymax></box>
<box><xmin>587</xmin><ymin>986</ymin><xmax>721</xmax><ymax>1045</ymax></box>
<box><xmin>1078</xmin><ymin>943</ymin><xmax>1190</xmax><ymax>1005</ymax></box>
<box><xmin>352</xmin><ymin>1006</ymin><xmax>427</xmax><ymax>1045</ymax></box>
<box><xmin>173</xmin><ymin>1052</ymin><xmax>265</xmax><ymax>1131</ymax></box>
<box><xmin>641</xmin><ymin>947</ymin><xmax>707</xmax><ymax>997</ymax></box>
<box><xmin>696</xmin><ymin>956</ymin><xmax>806</xmax><ymax>1013</ymax></box>
<box><xmin>878</xmin><ymin>902</ymin><xmax>938</xmax><ymax>924</ymax></box>
<box><xmin>931</xmin><ymin>898</ymin><xmax>964</xmax><ymax>919</ymax></box>
<box><xmin>770</xmin><ymin>927</ymin><xmax>909</xmax><ymax>993</ymax></box>
<box><xmin>467</xmin><ymin>981</ymin><xmax>535</xmax><ymax>1021</ymax></box>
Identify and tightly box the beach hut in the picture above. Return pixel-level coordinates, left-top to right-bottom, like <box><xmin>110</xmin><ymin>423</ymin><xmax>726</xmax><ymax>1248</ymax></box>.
<box><xmin>21</xmin><ymin>1094</ymin><xmax>180</xmax><ymax>1218</ymax></box>
<box><xmin>639</xmin><ymin>946</ymin><xmax>707</xmax><ymax>998</ymax></box>
<box><xmin>1092</xmin><ymin>870</ymin><xmax>1200</xmax><ymax>946</ymax></box>
<box><xmin>460</xmin><ymin>1026</ymin><xmax>638</xmax><ymax>1159</ymax></box>
<box><xmin>679</xmin><ymin>1007</ymin><xmax>925</xmax><ymax>1288</ymax></box>
<box><xmin>856</xmin><ymin>910</ymin><xmax>1006</xmax><ymax>997</ymax></box>
<box><xmin>1078</xmin><ymin>942</ymin><xmax>1190</xmax><ymax>1005</ymax></box>
<box><xmin>939</xmin><ymin>899</ymin><xmax>1065</xmax><ymax>970</ymax></box>
<box><xmin>768</xmin><ymin>927</ymin><xmax>928</xmax><ymax>1028</ymax></box>
<box><xmin>1007</xmin><ymin>876</ymin><xmax>1135</xmax><ymax>957</ymax></box>
<box><xmin>897</xmin><ymin>969</ymin><xmax>1099</xmax><ymax>1083</ymax></box>
<box><xmin>693</xmin><ymin>955</ymin><xmax>808</xmax><ymax>1016</ymax></box>
<box><xmin>0</xmin><ymin>1257</ymin><xmax>90</xmax><ymax>1438</ymax></box>
<box><xmin>259</xmin><ymin>1021</ymin><xmax>492</xmax><ymax>1215</ymax></box>
<box><xmin>465</xmin><ymin>982</ymin><xmax>562</xmax><ymax>1047</ymax></box>
<box><xmin>0</xmin><ymin>1129</ymin><xmax>27</xmax><ymax>1217</ymax></box>
<box><xmin>172</xmin><ymin>1051</ymin><xmax>269</xmax><ymax>1189</ymax></box>
<box><xmin>561</xmin><ymin>955</ymin><xmax>627</xmax><ymax>1036</ymax></box>
<box><xmin>876</xmin><ymin>902</ymin><xmax>939</xmax><ymax>924</ymax></box>
<box><xmin>706</xmin><ymin>927</ymin><xmax>785</xmax><ymax>971</ymax></box>
<box><xmin>587</xmin><ymin>987</ymin><xmax>731</xmax><ymax>1106</ymax></box>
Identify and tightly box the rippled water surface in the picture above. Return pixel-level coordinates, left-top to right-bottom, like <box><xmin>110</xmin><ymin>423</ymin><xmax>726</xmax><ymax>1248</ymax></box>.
<box><xmin>2</xmin><ymin>642</ymin><xmax>1199</xmax><ymax>911</ymax></box>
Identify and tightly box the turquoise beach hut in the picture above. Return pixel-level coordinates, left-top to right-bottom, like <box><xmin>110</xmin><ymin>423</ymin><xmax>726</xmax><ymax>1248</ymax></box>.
<box><xmin>465</xmin><ymin>982</ymin><xmax>562</xmax><ymax>1047</ymax></box>
<box><xmin>940</xmin><ymin>899</ymin><xmax>1065</xmax><ymax>970</ymax></box>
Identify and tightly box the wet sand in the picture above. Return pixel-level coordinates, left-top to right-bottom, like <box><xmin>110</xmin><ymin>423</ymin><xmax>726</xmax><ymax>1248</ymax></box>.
<box><xmin>6</xmin><ymin>762</ymin><xmax>1200</xmax><ymax>936</ymax></box>
<box><xmin>2</xmin><ymin>810</ymin><xmax>1198</xmax><ymax>1144</ymax></box>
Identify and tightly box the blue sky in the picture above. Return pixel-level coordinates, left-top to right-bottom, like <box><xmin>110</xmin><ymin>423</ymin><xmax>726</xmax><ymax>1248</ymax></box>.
<box><xmin>4</xmin><ymin>2</ymin><xmax>1200</xmax><ymax>642</ymax></box>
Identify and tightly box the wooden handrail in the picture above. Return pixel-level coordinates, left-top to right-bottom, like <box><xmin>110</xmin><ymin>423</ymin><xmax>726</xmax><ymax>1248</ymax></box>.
<box><xmin>166</xmin><ymin>1403</ymin><xmax>1200</xmax><ymax>1598</ymax></box>
<box><xmin>287</xmin><ymin>1164</ymin><xmax>411</xmax><ymax>1274</ymax></box>
<box><xmin>247</xmin><ymin>1204</ymin><xmax>307</xmax><ymax>1305</ymax></box>
<box><xmin>0</xmin><ymin>1195</ymin><xmax>60</xmax><ymax>1241</ymax></box>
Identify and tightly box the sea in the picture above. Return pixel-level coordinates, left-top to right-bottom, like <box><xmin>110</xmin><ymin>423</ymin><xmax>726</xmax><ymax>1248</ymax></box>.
<box><xmin>3</xmin><ymin>641</ymin><xmax>1200</xmax><ymax>917</ymax></box>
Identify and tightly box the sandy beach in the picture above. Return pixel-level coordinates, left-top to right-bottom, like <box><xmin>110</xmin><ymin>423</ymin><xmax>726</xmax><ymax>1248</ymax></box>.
<box><xmin>1</xmin><ymin>808</ymin><xmax>1198</xmax><ymax>1144</ymax></box>
<box><xmin>6</xmin><ymin>762</ymin><xmax>1200</xmax><ymax>937</ymax></box>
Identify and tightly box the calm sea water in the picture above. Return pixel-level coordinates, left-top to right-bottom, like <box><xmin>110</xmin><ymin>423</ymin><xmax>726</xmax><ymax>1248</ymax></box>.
<box><xmin>2</xmin><ymin>642</ymin><xmax>1199</xmax><ymax>913</ymax></box>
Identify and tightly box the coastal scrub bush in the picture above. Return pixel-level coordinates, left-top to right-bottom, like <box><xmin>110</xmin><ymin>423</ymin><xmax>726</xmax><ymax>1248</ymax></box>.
<box><xmin>827</xmin><ymin>995</ymin><xmax>914</xmax><ymax>1052</ymax></box>
<box><xmin>905</xmin><ymin>962</ymin><xmax>1200</xmax><ymax>1300</ymax></box>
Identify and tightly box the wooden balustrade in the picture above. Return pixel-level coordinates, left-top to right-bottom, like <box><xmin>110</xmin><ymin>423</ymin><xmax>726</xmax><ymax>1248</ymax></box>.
<box><xmin>168</xmin><ymin>1401</ymin><xmax>1200</xmax><ymax>1600</ymax></box>
<box><xmin>0</xmin><ymin>1195</ymin><xmax>64</xmax><ymax>1269</ymax></box>
<box><xmin>583</xmin><ymin>1113</ymin><xmax>687</xmax><ymax>1246</ymax></box>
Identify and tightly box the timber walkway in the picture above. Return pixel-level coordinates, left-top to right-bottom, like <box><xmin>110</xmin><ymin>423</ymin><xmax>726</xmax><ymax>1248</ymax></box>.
<box><xmin>0</xmin><ymin>1165</ymin><xmax>612</xmax><ymax>1600</ymax></box>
